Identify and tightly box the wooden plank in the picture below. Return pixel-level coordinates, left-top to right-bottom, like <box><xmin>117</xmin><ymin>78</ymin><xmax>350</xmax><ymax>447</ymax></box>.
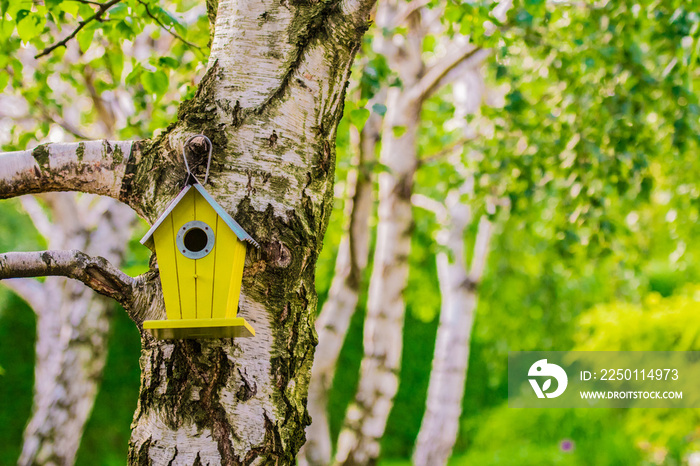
<box><xmin>212</xmin><ymin>216</ymin><xmax>236</xmax><ymax>319</ymax></box>
<box><xmin>172</xmin><ymin>189</ymin><xmax>197</xmax><ymax>319</ymax></box>
<box><xmin>194</xmin><ymin>191</ymin><xmax>218</xmax><ymax>318</ymax></box>
<box><xmin>142</xmin><ymin>317</ymin><xmax>255</xmax><ymax>339</ymax></box>
<box><xmin>225</xmin><ymin>240</ymin><xmax>247</xmax><ymax>319</ymax></box>
<box><xmin>153</xmin><ymin>215</ymin><xmax>181</xmax><ymax>320</ymax></box>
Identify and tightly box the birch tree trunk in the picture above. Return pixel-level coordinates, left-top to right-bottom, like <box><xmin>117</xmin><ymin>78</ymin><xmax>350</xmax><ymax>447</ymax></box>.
<box><xmin>11</xmin><ymin>194</ymin><xmax>136</xmax><ymax>466</ymax></box>
<box><xmin>411</xmin><ymin>194</ymin><xmax>492</xmax><ymax>466</ymax></box>
<box><xmin>300</xmin><ymin>97</ymin><xmax>382</xmax><ymax>466</ymax></box>
<box><xmin>334</xmin><ymin>4</ymin><xmax>486</xmax><ymax>463</ymax></box>
<box><xmin>333</xmin><ymin>86</ymin><xmax>421</xmax><ymax>466</ymax></box>
<box><xmin>410</xmin><ymin>66</ymin><xmax>495</xmax><ymax>465</ymax></box>
<box><xmin>0</xmin><ymin>0</ymin><xmax>375</xmax><ymax>464</ymax></box>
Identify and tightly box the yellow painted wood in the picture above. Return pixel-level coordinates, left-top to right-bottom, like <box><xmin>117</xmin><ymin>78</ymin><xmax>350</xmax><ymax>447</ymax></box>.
<box><xmin>153</xmin><ymin>215</ymin><xmax>182</xmax><ymax>319</ymax></box>
<box><xmin>194</xmin><ymin>191</ymin><xmax>218</xmax><ymax>318</ymax></box>
<box><xmin>148</xmin><ymin>185</ymin><xmax>253</xmax><ymax>338</ymax></box>
<box><xmin>226</xmin><ymin>240</ymin><xmax>247</xmax><ymax>319</ymax></box>
<box><xmin>172</xmin><ymin>189</ymin><xmax>197</xmax><ymax>319</ymax></box>
<box><xmin>212</xmin><ymin>216</ymin><xmax>236</xmax><ymax>318</ymax></box>
<box><xmin>143</xmin><ymin>317</ymin><xmax>255</xmax><ymax>339</ymax></box>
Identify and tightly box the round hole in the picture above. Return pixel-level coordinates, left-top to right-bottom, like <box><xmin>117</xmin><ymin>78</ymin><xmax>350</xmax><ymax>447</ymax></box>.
<box><xmin>184</xmin><ymin>228</ymin><xmax>208</xmax><ymax>252</ymax></box>
<box><xmin>176</xmin><ymin>220</ymin><xmax>215</xmax><ymax>259</ymax></box>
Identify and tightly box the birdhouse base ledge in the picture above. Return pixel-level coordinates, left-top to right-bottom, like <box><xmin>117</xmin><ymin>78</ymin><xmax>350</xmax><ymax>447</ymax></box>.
<box><xmin>143</xmin><ymin>317</ymin><xmax>255</xmax><ymax>340</ymax></box>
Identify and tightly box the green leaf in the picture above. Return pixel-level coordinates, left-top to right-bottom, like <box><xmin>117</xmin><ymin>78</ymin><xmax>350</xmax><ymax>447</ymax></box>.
<box><xmin>157</xmin><ymin>57</ymin><xmax>179</xmax><ymax>69</ymax></box>
<box><xmin>154</xmin><ymin>6</ymin><xmax>187</xmax><ymax>37</ymax></box>
<box><xmin>16</xmin><ymin>11</ymin><xmax>44</xmax><ymax>43</ymax></box>
<box><xmin>372</xmin><ymin>103</ymin><xmax>387</xmax><ymax>116</ymax></box>
<box><xmin>392</xmin><ymin>126</ymin><xmax>407</xmax><ymax>138</ymax></box>
<box><xmin>76</xmin><ymin>25</ymin><xmax>94</xmax><ymax>52</ymax></box>
<box><xmin>109</xmin><ymin>3</ymin><xmax>129</xmax><ymax>19</ymax></box>
<box><xmin>142</xmin><ymin>69</ymin><xmax>168</xmax><ymax>95</ymax></box>
<box><xmin>349</xmin><ymin>107</ymin><xmax>370</xmax><ymax>129</ymax></box>
<box><xmin>115</xmin><ymin>20</ymin><xmax>134</xmax><ymax>38</ymax></box>
<box><xmin>45</xmin><ymin>0</ymin><xmax>63</xmax><ymax>11</ymax></box>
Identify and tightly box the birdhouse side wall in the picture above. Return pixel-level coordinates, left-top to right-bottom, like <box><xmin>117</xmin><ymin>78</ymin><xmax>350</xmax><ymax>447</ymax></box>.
<box><xmin>153</xmin><ymin>215</ymin><xmax>182</xmax><ymax>320</ymax></box>
<box><xmin>223</xmin><ymin>236</ymin><xmax>246</xmax><ymax>319</ymax></box>
<box><xmin>211</xmin><ymin>217</ymin><xmax>244</xmax><ymax>318</ymax></box>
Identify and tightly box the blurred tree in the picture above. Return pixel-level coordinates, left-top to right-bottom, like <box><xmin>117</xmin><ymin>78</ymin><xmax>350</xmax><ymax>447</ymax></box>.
<box><xmin>0</xmin><ymin>3</ymin><xmax>204</xmax><ymax>463</ymax></box>
<box><xmin>0</xmin><ymin>0</ymin><xmax>376</xmax><ymax>464</ymax></box>
<box><xmin>9</xmin><ymin>194</ymin><xmax>135</xmax><ymax>466</ymax></box>
<box><xmin>333</xmin><ymin>1</ymin><xmax>490</xmax><ymax>463</ymax></box>
<box><xmin>411</xmin><ymin>74</ymin><xmax>497</xmax><ymax>464</ymax></box>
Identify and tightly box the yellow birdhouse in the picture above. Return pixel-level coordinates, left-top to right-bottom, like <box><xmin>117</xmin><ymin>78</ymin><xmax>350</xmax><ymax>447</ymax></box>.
<box><xmin>140</xmin><ymin>145</ymin><xmax>258</xmax><ymax>339</ymax></box>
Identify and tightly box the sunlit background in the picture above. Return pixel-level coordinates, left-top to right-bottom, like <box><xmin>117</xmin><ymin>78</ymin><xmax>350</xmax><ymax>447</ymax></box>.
<box><xmin>1</xmin><ymin>0</ymin><xmax>700</xmax><ymax>464</ymax></box>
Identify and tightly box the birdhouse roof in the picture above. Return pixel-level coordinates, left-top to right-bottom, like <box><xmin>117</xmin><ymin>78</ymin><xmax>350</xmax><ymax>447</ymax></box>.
<box><xmin>140</xmin><ymin>182</ymin><xmax>259</xmax><ymax>249</ymax></box>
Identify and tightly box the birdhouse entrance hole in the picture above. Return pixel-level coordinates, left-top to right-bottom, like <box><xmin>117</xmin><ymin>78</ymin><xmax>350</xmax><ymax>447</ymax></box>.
<box><xmin>176</xmin><ymin>220</ymin><xmax>215</xmax><ymax>260</ymax></box>
<box><xmin>185</xmin><ymin>228</ymin><xmax>207</xmax><ymax>252</ymax></box>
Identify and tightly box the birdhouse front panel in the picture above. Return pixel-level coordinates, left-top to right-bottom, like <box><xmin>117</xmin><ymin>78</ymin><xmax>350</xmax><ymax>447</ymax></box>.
<box><xmin>152</xmin><ymin>188</ymin><xmax>248</xmax><ymax>321</ymax></box>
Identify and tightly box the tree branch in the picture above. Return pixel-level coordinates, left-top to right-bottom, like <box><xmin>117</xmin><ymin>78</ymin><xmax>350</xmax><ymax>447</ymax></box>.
<box><xmin>340</xmin><ymin>0</ymin><xmax>377</xmax><ymax>28</ymax></box>
<box><xmin>391</xmin><ymin>0</ymin><xmax>431</xmax><ymax>29</ymax></box>
<box><xmin>468</xmin><ymin>215</ymin><xmax>493</xmax><ymax>281</ymax></box>
<box><xmin>418</xmin><ymin>136</ymin><xmax>477</xmax><ymax>166</ymax></box>
<box><xmin>0</xmin><ymin>250</ymin><xmax>136</xmax><ymax>308</ymax></box>
<box><xmin>19</xmin><ymin>195</ymin><xmax>54</xmax><ymax>239</ymax></box>
<box><xmin>0</xmin><ymin>140</ymin><xmax>134</xmax><ymax>202</ymax></box>
<box><xmin>35</xmin><ymin>0</ymin><xmax>122</xmax><ymax>59</ymax></box>
<box><xmin>136</xmin><ymin>0</ymin><xmax>205</xmax><ymax>55</ymax></box>
<box><xmin>412</xmin><ymin>193</ymin><xmax>447</xmax><ymax>221</ymax></box>
<box><xmin>406</xmin><ymin>47</ymin><xmax>489</xmax><ymax>103</ymax></box>
<box><xmin>2</xmin><ymin>278</ymin><xmax>46</xmax><ymax>313</ymax></box>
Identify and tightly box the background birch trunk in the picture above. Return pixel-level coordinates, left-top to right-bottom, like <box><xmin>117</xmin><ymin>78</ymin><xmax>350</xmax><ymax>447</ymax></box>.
<box><xmin>410</xmin><ymin>187</ymin><xmax>493</xmax><ymax>466</ymax></box>
<box><xmin>411</xmin><ymin>67</ymin><xmax>493</xmax><ymax>466</ymax></box>
<box><xmin>5</xmin><ymin>75</ymin><xmax>138</xmax><ymax>466</ymax></box>
<box><xmin>333</xmin><ymin>5</ymin><xmax>423</xmax><ymax>464</ymax></box>
<box><xmin>334</xmin><ymin>4</ymin><xmax>486</xmax><ymax>463</ymax></box>
<box><xmin>10</xmin><ymin>194</ymin><xmax>136</xmax><ymax>466</ymax></box>
<box><xmin>300</xmin><ymin>94</ymin><xmax>382</xmax><ymax>466</ymax></box>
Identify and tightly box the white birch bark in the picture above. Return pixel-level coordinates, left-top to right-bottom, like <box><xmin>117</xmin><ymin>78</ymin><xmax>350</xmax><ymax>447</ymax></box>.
<box><xmin>333</xmin><ymin>88</ymin><xmax>420</xmax><ymax>466</ymax></box>
<box><xmin>0</xmin><ymin>140</ymin><xmax>133</xmax><ymax>201</ymax></box>
<box><xmin>411</xmin><ymin>196</ymin><xmax>492</xmax><ymax>466</ymax></box>
<box><xmin>12</xmin><ymin>194</ymin><xmax>136</xmax><ymax>466</ymax></box>
<box><xmin>333</xmin><ymin>4</ymin><xmax>487</xmax><ymax>463</ymax></box>
<box><xmin>123</xmin><ymin>1</ymin><xmax>375</xmax><ymax>464</ymax></box>
<box><xmin>300</xmin><ymin>94</ymin><xmax>383</xmax><ymax>466</ymax></box>
<box><xmin>333</xmin><ymin>6</ymin><xmax>422</xmax><ymax>463</ymax></box>
<box><xmin>412</xmin><ymin>66</ymin><xmax>495</xmax><ymax>465</ymax></box>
